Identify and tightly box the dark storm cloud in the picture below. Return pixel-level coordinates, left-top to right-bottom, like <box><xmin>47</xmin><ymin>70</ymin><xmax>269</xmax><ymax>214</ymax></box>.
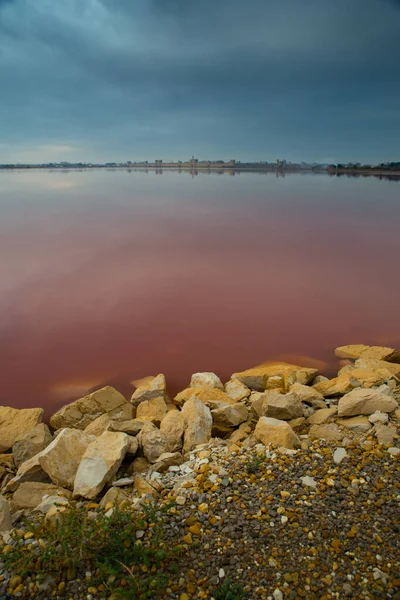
<box><xmin>0</xmin><ymin>0</ymin><xmax>399</xmax><ymax>162</ymax></box>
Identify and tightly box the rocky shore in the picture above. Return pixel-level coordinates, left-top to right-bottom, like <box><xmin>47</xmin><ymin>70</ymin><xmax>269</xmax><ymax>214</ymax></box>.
<box><xmin>0</xmin><ymin>344</ymin><xmax>399</xmax><ymax>599</ymax></box>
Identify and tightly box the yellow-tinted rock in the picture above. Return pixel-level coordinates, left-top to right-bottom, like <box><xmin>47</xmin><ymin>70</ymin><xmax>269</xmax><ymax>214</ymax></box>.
<box><xmin>307</xmin><ymin>407</ymin><xmax>337</xmax><ymax>425</ymax></box>
<box><xmin>12</xmin><ymin>423</ymin><xmax>52</xmax><ymax>467</ymax></box>
<box><xmin>336</xmin><ymin>416</ymin><xmax>370</xmax><ymax>432</ymax></box>
<box><xmin>0</xmin><ymin>495</ymin><xmax>12</xmax><ymax>533</ymax></box>
<box><xmin>335</xmin><ymin>344</ymin><xmax>400</xmax><ymax>363</ymax></box>
<box><xmin>160</xmin><ymin>410</ymin><xmax>185</xmax><ymax>451</ymax></box>
<box><xmin>175</xmin><ymin>386</ymin><xmax>235</xmax><ymax>408</ymax></box>
<box><xmin>355</xmin><ymin>357</ymin><xmax>400</xmax><ymax>378</ymax></box>
<box><xmin>136</xmin><ymin>397</ymin><xmax>168</xmax><ymax>425</ymax></box>
<box><xmin>0</xmin><ymin>406</ymin><xmax>43</xmax><ymax>452</ymax></box>
<box><xmin>39</xmin><ymin>428</ymin><xmax>95</xmax><ymax>489</ymax></box>
<box><xmin>133</xmin><ymin>476</ymin><xmax>158</xmax><ymax>497</ymax></box>
<box><xmin>232</xmin><ymin>362</ymin><xmax>318</xmax><ymax>392</ymax></box>
<box><xmin>181</xmin><ymin>398</ymin><xmax>212</xmax><ymax>453</ymax></box>
<box><xmin>11</xmin><ymin>482</ymin><xmax>71</xmax><ymax>511</ymax></box>
<box><xmin>131</xmin><ymin>374</ymin><xmax>167</xmax><ymax>406</ymax></box>
<box><xmin>190</xmin><ymin>372</ymin><xmax>223</xmax><ymax>389</ymax></box>
<box><xmin>84</xmin><ymin>414</ymin><xmax>113</xmax><ymax>436</ymax></box>
<box><xmin>224</xmin><ymin>379</ymin><xmax>251</xmax><ymax>401</ymax></box>
<box><xmin>313</xmin><ymin>368</ymin><xmax>394</xmax><ymax>397</ymax></box>
<box><xmin>337</xmin><ymin>388</ymin><xmax>398</xmax><ymax>417</ymax></box>
<box><xmin>309</xmin><ymin>424</ymin><xmax>344</xmax><ymax>442</ymax></box>
<box><xmin>211</xmin><ymin>403</ymin><xmax>248</xmax><ymax>428</ymax></box>
<box><xmin>73</xmin><ymin>431</ymin><xmax>130</xmax><ymax>499</ymax></box>
<box><xmin>254</xmin><ymin>417</ymin><xmax>300</xmax><ymax>449</ymax></box>
<box><xmin>99</xmin><ymin>486</ymin><xmax>130</xmax><ymax>508</ymax></box>
<box><xmin>50</xmin><ymin>387</ymin><xmax>133</xmax><ymax>430</ymax></box>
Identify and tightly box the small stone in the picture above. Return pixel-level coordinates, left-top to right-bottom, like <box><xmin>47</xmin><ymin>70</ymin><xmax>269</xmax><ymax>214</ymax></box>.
<box><xmin>300</xmin><ymin>476</ymin><xmax>317</xmax><ymax>489</ymax></box>
<box><xmin>333</xmin><ymin>447</ymin><xmax>347</xmax><ymax>464</ymax></box>
<box><xmin>388</xmin><ymin>447</ymin><xmax>400</xmax><ymax>457</ymax></box>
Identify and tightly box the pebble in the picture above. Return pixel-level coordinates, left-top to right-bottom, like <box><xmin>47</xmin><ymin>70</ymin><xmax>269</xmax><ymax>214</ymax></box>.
<box><xmin>333</xmin><ymin>447</ymin><xmax>347</xmax><ymax>464</ymax></box>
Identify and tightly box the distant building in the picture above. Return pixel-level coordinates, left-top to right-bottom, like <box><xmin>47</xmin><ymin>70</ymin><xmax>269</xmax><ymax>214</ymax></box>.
<box><xmin>155</xmin><ymin>159</ymin><xmax>162</xmax><ymax>167</ymax></box>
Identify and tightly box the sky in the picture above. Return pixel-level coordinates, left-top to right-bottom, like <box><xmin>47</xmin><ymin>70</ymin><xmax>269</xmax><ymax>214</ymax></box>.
<box><xmin>0</xmin><ymin>0</ymin><xmax>400</xmax><ymax>164</ymax></box>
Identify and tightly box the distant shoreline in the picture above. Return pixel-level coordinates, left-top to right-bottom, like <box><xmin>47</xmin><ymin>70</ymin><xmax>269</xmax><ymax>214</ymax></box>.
<box><xmin>1</xmin><ymin>165</ymin><xmax>400</xmax><ymax>177</ymax></box>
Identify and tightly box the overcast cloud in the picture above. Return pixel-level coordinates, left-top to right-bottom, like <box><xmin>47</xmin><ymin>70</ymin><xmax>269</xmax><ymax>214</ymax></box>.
<box><xmin>1</xmin><ymin>0</ymin><xmax>399</xmax><ymax>163</ymax></box>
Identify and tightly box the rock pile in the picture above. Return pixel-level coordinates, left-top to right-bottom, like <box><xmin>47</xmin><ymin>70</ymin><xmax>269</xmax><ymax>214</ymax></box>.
<box><xmin>0</xmin><ymin>344</ymin><xmax>399</xmax><ymax>598</ymax></box>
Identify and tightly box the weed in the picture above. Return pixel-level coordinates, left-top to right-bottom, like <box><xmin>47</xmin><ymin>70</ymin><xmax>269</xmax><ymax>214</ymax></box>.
<box><xmin>244</xmin><ymin>453</ymin><xmax>266</xmax><ymax>474</ymax></box>
<box><xmin>3</xmin><ymin>500</ymin><xmax>177</xmax><ymax>599</ymax></box>
<box><xmin>213</xmin><ymin>577</ymin><xmax>246</xmax><ymax>600</ymax></box>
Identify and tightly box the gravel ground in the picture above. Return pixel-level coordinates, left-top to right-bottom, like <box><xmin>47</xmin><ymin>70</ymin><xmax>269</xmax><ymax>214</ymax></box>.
<box><xmin>1</xmin><ymin>439</ymin><xmax>399</xmax><ymax>600</ymax></box>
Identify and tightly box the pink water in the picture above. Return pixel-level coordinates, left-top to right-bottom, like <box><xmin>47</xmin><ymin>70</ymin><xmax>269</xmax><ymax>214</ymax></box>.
<box><xmin>1</xmin><ymin>169</ymin><xmax>399</xmax><ymax>415</ymax></box>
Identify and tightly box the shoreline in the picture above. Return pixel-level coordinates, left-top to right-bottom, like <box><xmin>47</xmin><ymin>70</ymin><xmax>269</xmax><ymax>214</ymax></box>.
<box><xmin>1</xmin><ymin>165</ymin><xmax>400</xmax><ymax>177</ymax></box>
<box><xmin>0</xmin><ymin>343</ymin><xmax>399</xmax><ymax>598</ymax></box>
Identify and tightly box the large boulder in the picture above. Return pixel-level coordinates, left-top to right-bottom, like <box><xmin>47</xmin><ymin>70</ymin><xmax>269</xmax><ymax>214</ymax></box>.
<box><xmin>73</xmin><ymin>431</ymin><xmax>130</xmax><ymax>499</ymax></box>
<box><xmin>0</xmin><ymin>495</ymin><xmax>12</xmax><ymax>533</ymax></box>
<box><xmin>39</xmin><ymin>428</ymin><xmax>95</xmax><ymax>489</ymax></box>
<box><xmin>289</xmin><ymin>383</ymin><xmax>327</xmax><ymax>409</ymax></box>
<box><xmin>337</xmin><ymin>388</ymin><xmax>398</xmax><ymax>417</ymax></box>
<box><xmin>190</xmin><ymin>372</ymin><xmax>223</xmax><ymax>390</ymax></box>
<box><xmin>12</xmin><ymin>424</ymin><xmax>53</xmax><ymax>467</ymax></box>
<box><xmin>232</xmin><ymin>362</ymin><xmax>318</xmax><ymax>392</ymax></box>
<box><xmin>263</xmin><ymin>391</ymin><xmax>304</xmax><ymax>420</ymax></box>
<box><xmin>160</xmin><ymin>410</ymin><xmax>185</xmax><ymax>451</ymax></box>
<box><xmin>131</xmin><ymin>374</ymin><xmax>167</xmax><ymax>407</ymax></box>
<box><xmin>84</xmin><ymin>414</ymin><xmax>113</xmax><ymax>436</ymax></box>
<box><xmin>211</xmin><ymin>403</ymin><xmax>249</xmax><ymax>428</ymax></box>
<box><xmin>335</xmin><ymin>344</ymin><xmax>400</xmax><ymax>363</ymax></box>
<box><xmin>50</xmin><ymin>386</ymin><xmax>133</xmax><ymax>430</ymax></box>
<box><xmin>0</xmin><ymin>406</ymin><xmax>43</xmax><ymax>452</ymax></box>
<box><xmin>181</xmin><ymin>397</ymin><xmax>212</xmax><ymax>453</ymax></box>
<box><xmin>11</xmin><ymin>482</ymin><xmax>71</xmax><ymax>511</ymax></box>
<box><xmin>254</xmin><ymin>417</ymin><xmax>300</xmax><ymax>449</ymax></box>
<box><xmin>250</xmin><ymin>391</ymin><xmax>304</xmax><ymax>420</ymax></box>
<box><xmin>224</xmin><ymin>379</ymin><xmax>251</xmax><ymax>401</ymax></box>
<box><xmin>175</xmin><ymin>386</ymin><xmax>236</xmax><ymax>408</ymax></box>
<box><xmin>136</xmin><ymin>397</ymin><xmax>168</xmax><ymax>425</ymax></box>
<box><xmin>355</xmin><ymin>358</ymin><xmax>400</xmax><ymax>379</ymax></box>
<box><xmin>139</xmin><ymin>423</ymin><xmax>170</xmax><ymax>463</ymax></box>
<box><xmin>313</xmin><ymin>368</ymin><xmax>395</xmax><ymax>397</ymax></box>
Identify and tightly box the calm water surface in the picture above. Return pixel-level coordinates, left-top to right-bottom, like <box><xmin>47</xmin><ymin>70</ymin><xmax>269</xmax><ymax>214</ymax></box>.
<box><xmin>1</xmin><ymin>169</ymin><xmax>400</xmax><ymax>414</ymax></box>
